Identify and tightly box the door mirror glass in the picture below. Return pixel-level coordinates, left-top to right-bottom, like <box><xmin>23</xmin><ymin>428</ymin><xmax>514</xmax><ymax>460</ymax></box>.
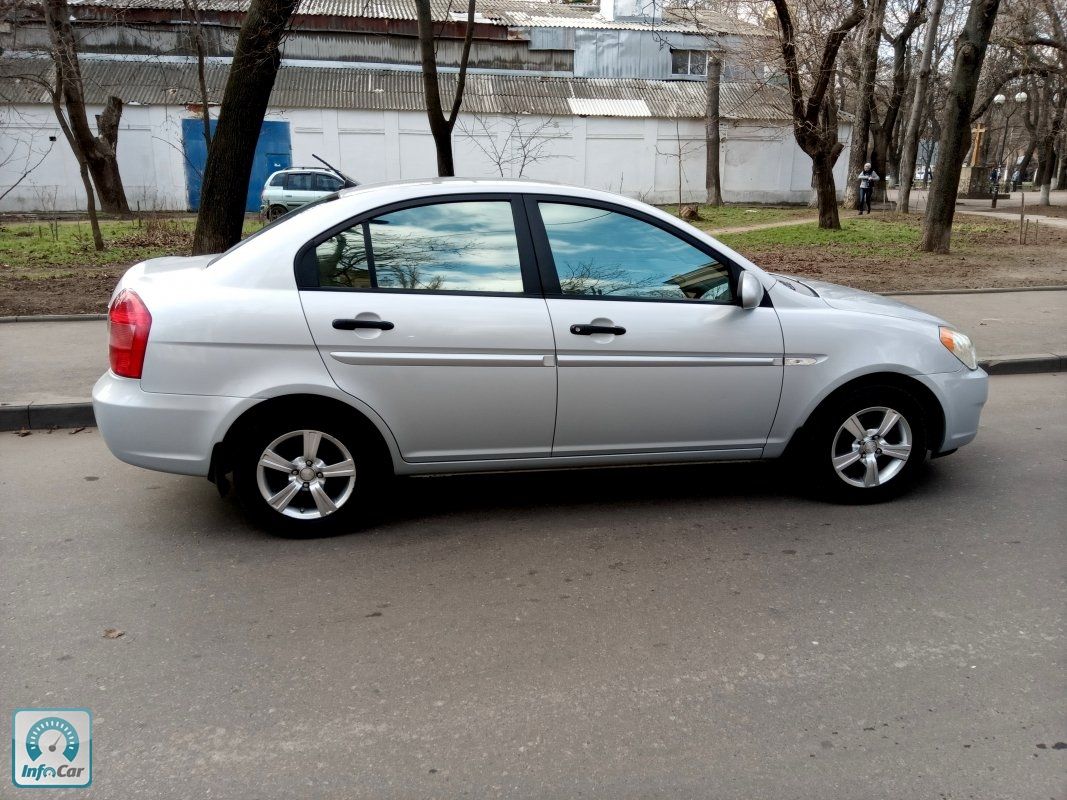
<box><xmin>739</xmin><ymin>271</ymin><xmax>765</xmax><ymax>310</ymax></box>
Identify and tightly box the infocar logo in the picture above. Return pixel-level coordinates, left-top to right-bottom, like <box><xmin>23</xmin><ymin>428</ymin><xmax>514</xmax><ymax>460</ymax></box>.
<box><xmin>11</xmin><ymin>709</ymin><xmax>92</xmax><ymax>788</ymax></box>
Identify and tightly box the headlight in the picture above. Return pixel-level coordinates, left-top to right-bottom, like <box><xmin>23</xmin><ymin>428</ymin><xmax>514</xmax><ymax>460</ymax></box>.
<box><xmin>939</xmin><ymin>326</ymin><xmax>978</xmax><ymax>370</ymax></box>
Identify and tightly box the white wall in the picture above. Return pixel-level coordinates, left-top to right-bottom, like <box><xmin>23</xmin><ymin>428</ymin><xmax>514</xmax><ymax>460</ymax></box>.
<box><xmin>0</xmin><ymin>103</ymin><xmax>852</xmax><ymax>211</ymax></box>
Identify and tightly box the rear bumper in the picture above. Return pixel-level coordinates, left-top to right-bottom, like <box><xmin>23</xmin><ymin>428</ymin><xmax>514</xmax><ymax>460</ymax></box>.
<box><xmin>92</xmin><ymin>372</ymin><xmax>257</xmax><ymax>476</ymax></box>
<box><xmin>920</xmin><ymin>366</ymin><xmax>989</xmax><ymax>453</ymax></box>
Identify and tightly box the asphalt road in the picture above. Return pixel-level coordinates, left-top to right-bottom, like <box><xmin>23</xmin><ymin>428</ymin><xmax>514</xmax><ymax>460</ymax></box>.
<box><xmin>1</xmin><ymin>374</ymin><xmax>1064</xmax><ymax>799</ymax></box>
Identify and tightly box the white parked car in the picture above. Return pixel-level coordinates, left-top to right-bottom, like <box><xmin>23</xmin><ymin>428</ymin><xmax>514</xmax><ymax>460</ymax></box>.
<box><xmin>95</xmin><ymin>179</ymin><xmax>987</xmax><ymax>535</ymax></box>
<box><xmin>260</xmin><ymin>166</ymin><xmax>355</xmax><ymax>219</ymax></box>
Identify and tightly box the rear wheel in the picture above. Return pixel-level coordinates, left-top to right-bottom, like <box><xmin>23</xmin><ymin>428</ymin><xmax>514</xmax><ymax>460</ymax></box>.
<box><xmin>233</xmin><ymin>417</ymin><xmax>384</xmax><ymax>536</ymax></box>
<box><xmin>805</xmin><ymin>385</ymin><xmax>928</xmax><ymax>503</ymax></box>
<box><xmin>267</xmin><ymin>204</ymin><xmax>287</xmax><ymax>221</ymax></box>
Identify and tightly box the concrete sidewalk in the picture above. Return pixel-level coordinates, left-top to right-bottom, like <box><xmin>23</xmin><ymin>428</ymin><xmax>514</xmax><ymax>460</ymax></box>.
<box><xmin>1</xmin><ymin>288</ymin><xmax>1064</xmax><ymax>430</ymax></box>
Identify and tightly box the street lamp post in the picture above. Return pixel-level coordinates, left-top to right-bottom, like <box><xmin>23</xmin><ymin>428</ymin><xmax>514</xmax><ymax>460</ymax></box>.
<box><xmin>991</xmin><ymin>91</ymin><xmax>1028</xmax><ymax>209</ymax></box>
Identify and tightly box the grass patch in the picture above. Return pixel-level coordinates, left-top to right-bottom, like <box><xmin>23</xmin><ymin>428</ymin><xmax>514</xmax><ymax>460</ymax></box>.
<box><xmin>716</xmin><ymin>214</ymin><xmax>1008</xmax><ymax>257</ymax></box>
<box><xmin>660</xmin><ymin>204</ymin><xmax>814</xmax><ymax>230</ymax></box>
<box><xmin>0</xmin><ymin>217</ymin><xmax>266</xmax><ymax>276</ymax></box>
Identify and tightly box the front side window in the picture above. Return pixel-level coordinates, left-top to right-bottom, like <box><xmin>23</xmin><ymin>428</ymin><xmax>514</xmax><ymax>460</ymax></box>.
<box><xmin>538</xmin><ymin>202</ymin><xmax>733</xmax><ymax>303</ymax></box>
<box><xmin>314</xmin><ymin>174</ymin><xmax>344</xmax><ymax>192</ymax></box>
<box><xmin>671</xmin><ymin>49</ymin><xmax>707</xmax><ymax>76</ymax></box>
<box><xmin>313</xmin><ymin>201</ymin><xmax>525</xmax><ymax>293</ymax></box>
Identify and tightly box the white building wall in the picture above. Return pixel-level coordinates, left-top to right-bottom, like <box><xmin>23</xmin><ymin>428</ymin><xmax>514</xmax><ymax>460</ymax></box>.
<box><xmin>0</xmin><ymin>103</ymin><xmax>851</xmax><ymax>212</ymax></box>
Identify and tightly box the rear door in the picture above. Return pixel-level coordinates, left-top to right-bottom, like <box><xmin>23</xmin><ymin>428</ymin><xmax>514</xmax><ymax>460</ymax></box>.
<box><xmin>527</xmin><ymin>197</ymin><xmax>784</xmax><ymax>457</ymax></box>
<box><xmin>283</xmin><ymin>172</ymin><xmax>318</xmax><ymax>209</ymax></box>
<box><xmin>298</xmin><ymin>195</ymin><xmax>558</xmax><ymax>463</ymax></box>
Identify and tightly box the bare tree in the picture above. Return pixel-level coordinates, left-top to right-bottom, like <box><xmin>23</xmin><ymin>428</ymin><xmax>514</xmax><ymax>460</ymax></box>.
<box><xmin>182</xmin><ymin>0</ymin><xmax>212</xmax><ymax>149</ymax></box>
<box><xmin>191</xmin><ymin>0</ymin><xmax>299</xmax><ymax>254</ymax></box>
<box><xmin>42</xmin><ymin>0</ymin><xmax>129</xmax><ymax>214</ymax></box>
<box><xmin>843</xmin><ymin>0</ymin><xmax>887</xmax><ymax>210</ymax></box>
<box><xmin>657</xmin><ymin>119</ymin><xmax>703</xmax><ymax>213</ymax></box>
<box><xmin>457</xmin><ymin>114</ymin><xmax>568</xmax><ymax>177</ymax></box>
<box><xmin>415</xmin><ymin>0</ymin><xmax>476</xmax><ymax>176</ymax></box>
<box><xmin>898</xmin><ymin>0</ymin><xmax>945</xmax><ymax>212</ymax></box>
<box><xmin>869</xmin><ymin>0</ymin><xmax>927</xmax><ymax>196</ymax></box>
<box><xmin>770</xmin><ymin>0</ymin><xmax>868</xmax><ymax>229</ymax></box>
<box><xmin>919</xmin><ymin>0</ymin><xmax>1002</xmax><ymax>253</ymax></box>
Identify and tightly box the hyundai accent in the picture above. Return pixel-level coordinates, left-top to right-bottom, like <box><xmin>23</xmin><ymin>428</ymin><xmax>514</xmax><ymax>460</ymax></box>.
<box><xmin>93</xmin><ymin>179</ymin><xmax>988</xmax><ymax>535</ymax></box>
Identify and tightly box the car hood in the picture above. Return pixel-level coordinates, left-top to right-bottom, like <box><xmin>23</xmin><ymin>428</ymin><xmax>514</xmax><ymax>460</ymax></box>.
<box><xmin>782</xmin><ymin>276</ymin><xmax>949</xmax><ymax>325</ymax></box>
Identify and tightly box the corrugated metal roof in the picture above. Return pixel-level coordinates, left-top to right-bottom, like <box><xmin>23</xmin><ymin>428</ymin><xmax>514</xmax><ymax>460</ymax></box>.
<box><xmin>0</xmin><ymin>56</ymin><xmax>795</xmax><ymax>120</ymax></box>
<box><xmin>52</xmin><ymin>0</ymin><xmax>769</xmax><ymax>34</ymax></box>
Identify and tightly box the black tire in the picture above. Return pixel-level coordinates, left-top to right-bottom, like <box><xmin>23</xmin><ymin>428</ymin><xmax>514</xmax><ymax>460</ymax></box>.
<box><xmin>233</xmin><ymin>411</ymin><xmax>387</xmax><ymax>537</ymax></box>
<box><xmin>804</xmin><ymin>385</ymin><xmax>928</xmax><ymax>504</ymax></box>
<box><xmin>267</xmin><ymin>204</ymin><xmax>288</xmax><ymax>221</ymax></box>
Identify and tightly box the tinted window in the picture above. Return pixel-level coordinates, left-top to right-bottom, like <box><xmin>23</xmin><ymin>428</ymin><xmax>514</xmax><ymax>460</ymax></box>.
<box><xmin>538</xmin><ymin>202</ymin><xmax>733</xmax><ymax>302</ymax></box>
<box><xmin>314</xmin><ymin>174</ymin><xmax>343</xmax><ymax>192</ymax></box>
<box><xmin>269</xmin><ymin>172</ymin><xmax>287</xmax><ymax>186</ymax></box>
<box><xmin>286</xmin><ymin>173</ymin><xmax>313</xmax><ymax>191</ymax></box>
<box><xmin>315</xmin><ymin>201</ymin><xmax>524</xmax><ymax>293</ymax></box>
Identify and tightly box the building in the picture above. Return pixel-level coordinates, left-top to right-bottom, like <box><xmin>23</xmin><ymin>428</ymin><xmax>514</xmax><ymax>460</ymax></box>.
<box><xmin>0</xmin><ymin>0</ymin><xmax>853</xmax><ymax>212</ymax></box>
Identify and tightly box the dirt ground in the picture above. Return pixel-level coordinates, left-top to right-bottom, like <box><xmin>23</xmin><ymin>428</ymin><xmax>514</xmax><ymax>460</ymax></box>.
<box><xmin>1</xmin><ymin>217</ymin><xmax>1065</xmax><ymax>316</ymax></box>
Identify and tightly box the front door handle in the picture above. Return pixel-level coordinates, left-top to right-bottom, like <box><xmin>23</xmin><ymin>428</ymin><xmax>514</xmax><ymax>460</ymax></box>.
<box><xmin>333</xmin><ymin>318</ymin><xmax>395</xmax><ymax>331</ymax></box>
<box><xmin>570</xmin><ymin>323</ymin><xmax>626</xmax><ymax>336</ymax></box>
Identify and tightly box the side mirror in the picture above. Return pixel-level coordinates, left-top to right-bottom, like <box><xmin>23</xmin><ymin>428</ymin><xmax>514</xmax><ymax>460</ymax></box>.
<box><xmin>739</xmin><ymin>271</ymin><xmax>765</xmax><ymax>310</ymax></box>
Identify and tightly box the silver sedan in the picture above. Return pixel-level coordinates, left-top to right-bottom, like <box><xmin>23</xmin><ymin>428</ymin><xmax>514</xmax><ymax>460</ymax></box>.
<box><xmin>93</xmin><ymin>180</ymin><xmax>987</xmax><ymax>535</ymax></box>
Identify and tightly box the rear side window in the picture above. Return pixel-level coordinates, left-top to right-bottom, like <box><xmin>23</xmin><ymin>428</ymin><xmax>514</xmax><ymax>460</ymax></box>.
<box><xmin>312</xmin><ymin>201</ymin><xmax>525</xmax><ymax>293</ymax></box>
<box><xmin>538</xmin><ymin>202</ymin><xmax>734</xmax><ymax>303</ymax></box>
<box><xmin>269</xmin><ymin>172</ymin><xmax>287</xmax><ymax>186</ymax></box>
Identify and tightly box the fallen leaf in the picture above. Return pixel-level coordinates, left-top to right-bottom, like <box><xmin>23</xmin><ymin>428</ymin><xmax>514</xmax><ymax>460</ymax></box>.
<box><xmin>69</xmin><ymin>427</ymin><xmax>86</xmax><ymax>435</ymax></box>
<box><xmin>14</xmin><ymin>429</ymin><xmax>31</xmax><ymax>437</ymax></box>
<box><xmin>103</xmin><ymin>628</ymin><xmax>125</xmax><ymax>639</ymax></box>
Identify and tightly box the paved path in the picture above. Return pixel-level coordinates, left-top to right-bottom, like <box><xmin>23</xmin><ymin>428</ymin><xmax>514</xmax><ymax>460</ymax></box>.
<box><xmin>1</xmin><ymin>374</ymin><xmax>1063</xmax><ymax>799</ymax></box>
<box><xmin>708</xmin><ymin>216</ymin><xmax>818</xmax><ymax>235</ymax></box>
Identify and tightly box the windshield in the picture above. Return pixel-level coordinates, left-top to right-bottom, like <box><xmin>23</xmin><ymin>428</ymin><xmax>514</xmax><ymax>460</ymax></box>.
<box><xmin>208</xmin><ymin>192</ymin><xmax>341</xmax><ymax>266</ymax></box>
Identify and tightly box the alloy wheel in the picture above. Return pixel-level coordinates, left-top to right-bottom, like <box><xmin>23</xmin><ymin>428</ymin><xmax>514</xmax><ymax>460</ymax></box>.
<box><xmin>830</xmin><ymin>406</ymin><xmax>913</xmax><ymax>489</ymax></box>
<box><xmin>255</xmin><ymin>429</ymin><xmax>357</xmax><ymax>519</ymax></box>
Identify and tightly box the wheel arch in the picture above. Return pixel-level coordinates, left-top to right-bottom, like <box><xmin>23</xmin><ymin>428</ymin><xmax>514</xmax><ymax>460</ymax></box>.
<box><xmin>208</xmin><ymin>393</ymin><xmax>398</xmax><ymax>488</ymax></box>
<box><xmin>784</xmin><ymin>371</ymin><xmax>946</xmax><ymax>459</ymax></box>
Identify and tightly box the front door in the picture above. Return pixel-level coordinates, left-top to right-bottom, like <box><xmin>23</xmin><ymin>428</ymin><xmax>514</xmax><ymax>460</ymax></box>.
<box><xmin>528</xmin><ymin>198</ymin><xmax>784</xmax><ymax>457</ymax></box>
<box><xmin>299</xmin><ymin>196</ymin><xmax>557</xmax><ymax>463</ymax></box>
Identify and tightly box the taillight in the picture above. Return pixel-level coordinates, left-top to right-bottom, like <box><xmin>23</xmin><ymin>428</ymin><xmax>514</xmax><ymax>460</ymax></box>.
<box><xmin>108</xmin><ymin>289</ymin><xmax>152</xmax><ymax>378</ymax></box>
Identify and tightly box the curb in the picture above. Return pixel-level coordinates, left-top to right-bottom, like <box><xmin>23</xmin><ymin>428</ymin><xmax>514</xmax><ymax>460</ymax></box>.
<box><xmin>3</xmin><ymin>356</ymin><xmax>1062</xmax><ymax>432</ymax></box>
<box><xmin>0</xmin><ymin>313</ymin><xmax>107</xmax><ymax>323</ymax></box>
<box><xmin>1</xmin><ymin>402</ymin><xmax>97</xmax><ymax>431</ymax></box>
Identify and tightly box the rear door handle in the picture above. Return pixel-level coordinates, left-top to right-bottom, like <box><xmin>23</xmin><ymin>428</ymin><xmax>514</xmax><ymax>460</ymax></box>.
<box><xmin>570</xmin><ymin>324</ymin><xmax>626</xmax><ymax>336</ymax></box>
<box><xmin>333</xmin><ymin>318</ymin><xmax>395</xmax><ymax>331</ymax></box>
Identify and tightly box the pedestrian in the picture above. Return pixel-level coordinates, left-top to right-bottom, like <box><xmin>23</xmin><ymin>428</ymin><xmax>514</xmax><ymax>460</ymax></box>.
<box><xmin>1011</xmin><ymin>169</ymin><xmax>1020</xmax><ymax>192</ymax></box>
<box><xmin>856</xmin><ymin>162</ymin><xmax>878</xmax><ymax>215</ymax></box>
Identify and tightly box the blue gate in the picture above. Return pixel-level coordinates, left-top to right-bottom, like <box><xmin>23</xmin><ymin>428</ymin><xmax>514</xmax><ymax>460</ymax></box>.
<box><xmin>181</xmin><ymin>119</ymin><xmax>292</xmax><ymax>212</ymax></box>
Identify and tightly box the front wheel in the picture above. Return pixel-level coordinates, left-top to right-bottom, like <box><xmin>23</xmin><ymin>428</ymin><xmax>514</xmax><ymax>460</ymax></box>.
<box><xmin>805</xmin><ymin>386</ymin><xmax>928</xmax><ymax>503</ymax></box>
<box><xmin>233</xmin><ymin>419</ymin><xmax>382</xmax><ymax>536</ymax></box>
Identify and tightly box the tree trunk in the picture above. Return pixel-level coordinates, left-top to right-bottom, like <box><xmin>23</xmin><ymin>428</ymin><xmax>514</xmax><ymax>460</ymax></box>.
<box><xmin>705</xmin><ymin>54</ymin><xmax>723</xmax><ymax>206</ymax></box>
<box><xmin>843</xmin><ymin>0</ymin><xmax>887</xmax><ymax>210</ymax></box>
<box><xmin>919</xmin><ymin>0</ymin><xmax>1002</xmax><ymax>254</ymax></box>
<box><xmin>1056</xmin><ymin>130</ymin><xmax>1067</xmax><ymax>188</ymax></box>
<box><xmin>43</xmin><ymin>0</ymin><xmax>130</xmax><ymax>214</ymax></box>
<box><xmin>899</xmin><ymin>0</ymin><xmax>944</xmax><ymax>213</ymax></box>
<box><xmin>813</xmin><ymin>150</ymin><xmax>841</xmax><ymax>228</ymax></box>
<box><xmin>1034</xmin><ymin>90</ymin><xmax>1066</xmax><ymax>206</ymax></box>
<box><xmin>191</xmin><ymin>0</ymin><xmax>299</xmax><ymax>254</ymax></box>
<box><xmin>416</xmin><ymin>0</ymin><xmax>476</xmax><ymax>177</ymax></box>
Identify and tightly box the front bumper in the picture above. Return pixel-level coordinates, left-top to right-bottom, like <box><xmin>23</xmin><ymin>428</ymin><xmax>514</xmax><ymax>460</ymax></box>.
<box><xmin>919</xmin><ymin>366</ymin><xmax>989</xmax><ymax>453</ymax></box>
<box><xmin>92</xmin><ymin>372</ymin><xmax>257</xmax><ymax>476</ymax></box>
